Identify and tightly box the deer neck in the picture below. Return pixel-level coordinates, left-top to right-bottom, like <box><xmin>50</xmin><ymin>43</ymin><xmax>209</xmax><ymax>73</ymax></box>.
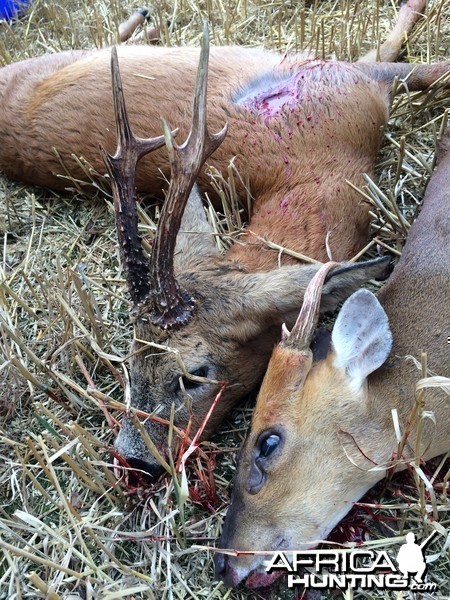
<box><xmin>225</xmin><ymin>167</ymin><xmax>374</xmax><ymax>272</ymax></box>
<box><xmin>367</xmin><ymin>146</ymin><xmax>450</xmax><ymax>464</ymax></box>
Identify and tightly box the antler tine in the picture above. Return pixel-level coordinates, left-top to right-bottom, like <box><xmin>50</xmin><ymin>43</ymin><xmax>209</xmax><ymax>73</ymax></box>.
<box><xmin>172</xmin><ymin>22</ymin><xmax>229</xmax><ymax>168</ymax></box>
<box><xmin>101</xmin><ymin>47</ymin><xmax>176</xmax><ymax>306</ymax></box>
<box><xmin>282</xmin><ymin>262</ymin><xmax>339</xmax><ymax>351</ymax></box>
<box><xmin>147</xmin><ymin>22</ymin><xmax>228</xmax><ymax>328</ymax></box>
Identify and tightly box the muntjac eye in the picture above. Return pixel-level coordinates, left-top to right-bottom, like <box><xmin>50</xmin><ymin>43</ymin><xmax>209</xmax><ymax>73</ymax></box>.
<box><xmin>181</xmin><ymin>367</ymin><xmax>208</xmax><ymax>390</ymax></box>
<box><xmin>259</xmin><ymin>434</ymin><xmax>280</xmax><ymax>458</ymax></box>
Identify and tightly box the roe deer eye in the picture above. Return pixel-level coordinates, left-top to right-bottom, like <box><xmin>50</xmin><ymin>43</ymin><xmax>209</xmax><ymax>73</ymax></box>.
<box><xmin>181</xmin><ymin>367</ymin><xmax>208</xmax><ymax>390</ymax></box>
<box><xmin>259</xmin><ymin>434</ymin><xmax>280</xmax><ymax>458</ymax></box>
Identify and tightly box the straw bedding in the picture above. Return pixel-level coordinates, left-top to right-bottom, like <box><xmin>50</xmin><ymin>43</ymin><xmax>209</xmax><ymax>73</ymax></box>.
<box><xmin>0</xmin><ymin>0</ymin><xmax>449</xmax><ymax>598</ymax></box>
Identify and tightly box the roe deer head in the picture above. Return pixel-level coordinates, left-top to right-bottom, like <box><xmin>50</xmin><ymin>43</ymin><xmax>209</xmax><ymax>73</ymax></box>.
<box><xmin>101</xmin><ymin>26</ymin><xmax>389</xmax><ymax>478</ymax></box>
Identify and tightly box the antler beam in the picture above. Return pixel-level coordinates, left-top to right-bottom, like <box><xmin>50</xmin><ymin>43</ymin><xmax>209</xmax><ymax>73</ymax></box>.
<box><xmin>101</xmin><ymin>46</ymin><xmax>171</xmax><ymax>306</ymax></box>
<box><xmin>147</xmin><ymin>23</ymin><xmax>228</xmax><ymax>328</ymax></box>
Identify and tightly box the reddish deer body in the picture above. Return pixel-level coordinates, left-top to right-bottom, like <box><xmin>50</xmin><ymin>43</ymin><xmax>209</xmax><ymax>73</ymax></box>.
<box><xmin>215</xmin><ymin>131</ymin><xmax>450</xmax><ymax>589</ymax></box>
<box><xmin>0</xmin><ymin>45</ymin><xmax>393</xmax><ymax>267</ymax></box>
<box><xmin>0</xmin><ymin>2</ymin><xmax>446</xmax><ymax>271</ymax></box>
<box><xmin>0</xmin><ymin>1</ymin><xmax>448</xmax><ymax>477</ymax></box>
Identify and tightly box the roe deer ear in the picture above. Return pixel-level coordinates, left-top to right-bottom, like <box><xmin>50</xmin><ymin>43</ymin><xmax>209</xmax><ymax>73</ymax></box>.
<box><xmin>331</xmin><ymin>289</ymin><xmax>392</xmax><ymax>389</ymax></box>
<box><xmin>174</xmin><ymin>185</ymin><xmax>220</xmax><ymax>273</ymax></box>
<box><xmin>224</xmin><ymin>257</ymin><xmax>390</xmax><ymax>344</ymax></box>
<box><xmin>319</xmin><ymin>257</ymin><xmax>390</xmax><ymax>311</ymax></box>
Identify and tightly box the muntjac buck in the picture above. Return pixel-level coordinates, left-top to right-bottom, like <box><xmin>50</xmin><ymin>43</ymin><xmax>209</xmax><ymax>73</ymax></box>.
<box><xmin>215</xmin><ymin>130</ymin><xmax>450</xmax><ymax>588</ymax></box>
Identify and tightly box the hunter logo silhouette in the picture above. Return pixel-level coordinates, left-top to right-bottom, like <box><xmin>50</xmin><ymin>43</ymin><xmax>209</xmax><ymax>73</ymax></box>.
<box><xmin>395</xmin><ymin>531</ymin><xmax>438</xmax><ymax>584</ymax></box>
<box><xmin>265</xmin><ymin>530</ymin><xmax>440</xmax><ymax>592</ymax></box>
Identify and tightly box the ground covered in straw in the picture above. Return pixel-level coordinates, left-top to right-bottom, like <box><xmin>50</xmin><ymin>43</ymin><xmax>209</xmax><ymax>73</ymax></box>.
<box><xmin>0</xmin><ymin>0</ymin><xmax>449</xmax><ymax>598</ymax></box>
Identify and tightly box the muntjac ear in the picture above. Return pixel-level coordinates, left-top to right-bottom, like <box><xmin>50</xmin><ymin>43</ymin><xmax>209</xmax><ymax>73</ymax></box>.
<box><xmin>331</xmin><ymin>289</ymin><xmax>392</xmax><ymax>388</ymax></box>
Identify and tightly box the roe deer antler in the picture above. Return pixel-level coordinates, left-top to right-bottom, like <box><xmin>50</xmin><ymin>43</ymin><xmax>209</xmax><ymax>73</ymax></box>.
<box><xmin>147</xmin><ymin>23</ymin><xmax>228</xmax><ymax>328</ymax></box>
<box><xmin>102</xmin><ymin>23</ymin><xmax>227</xmax><ymax>328</ymax></box>
<box><xmin>101</xmin><ymin>46</ymin><xmax>167</xmax><ymax>307</ymax></box>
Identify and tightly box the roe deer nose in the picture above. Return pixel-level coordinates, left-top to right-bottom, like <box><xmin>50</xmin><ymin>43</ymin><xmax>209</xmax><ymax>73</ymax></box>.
<box><xmin>214</xmin><ymin>553</ymin><xmax>235</xmax><ymax>587</ymax></box>
<box><xmin>128</xmin><ymin>457</ymin><xmax>165</xmax><ymax>482</ymax></box>
<box><xmin>117</xmin><ymin>457</ymin><xmax>166</xmax><ymax>485</ymax></box>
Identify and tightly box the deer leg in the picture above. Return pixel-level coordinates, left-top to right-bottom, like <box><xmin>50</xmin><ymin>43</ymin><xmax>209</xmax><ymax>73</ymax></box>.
<box><xmin>118</xmin><ymin>9</ymin><xmax>148</xmax><ymax>42</ymax></box>
<box><xmin>354</xmin><ymin>0</ymin><xmax>449</xmax><ymax>91</ymax></box>
<box><xmin>118</xmin><ymin>8</ymin><xmax>160</xmax><ymax>45</ymax></box>
<box><xmin>358</xmin><ymin>0</ymin><xmax>426</xmax><ymax>63</ymax></box>
<box><xmin>356</xmin><ymin>60</ymin><xmax>450</xmax><ymax>91</ymax></box>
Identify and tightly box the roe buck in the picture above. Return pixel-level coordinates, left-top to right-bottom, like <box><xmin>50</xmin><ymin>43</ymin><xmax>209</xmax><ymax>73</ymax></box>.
<box><xmin>1</xmin><ymin>0</ymin><xmax>448</xmax><ymax>478</ymax></box>
<box><xmin>214</xmin><ymin>132</ymin><xmax>450</xmax><ymax>589</ymax></box>
<box><xmin>101</xmin><ymin>27</ymin><xmax>389</xmax><ymax>479</ymax></box>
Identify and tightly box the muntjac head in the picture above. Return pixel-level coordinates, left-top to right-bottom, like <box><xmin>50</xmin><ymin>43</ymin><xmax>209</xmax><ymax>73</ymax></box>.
<box><xmin>216</xmin><ymin>127</ymin><xmax>450</xmax><ymax>588</ymax></box>
<box><xmin>215</xmin><ymin>266</ymin><xmax>396</xmax><ymax>587</ymax></box>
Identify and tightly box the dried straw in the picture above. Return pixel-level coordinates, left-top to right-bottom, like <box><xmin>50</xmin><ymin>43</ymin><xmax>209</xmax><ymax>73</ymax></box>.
<box><xmin>0</xmin><ymin>0</ymin><xmax>449</xmax><ymax>598</ymax></box>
